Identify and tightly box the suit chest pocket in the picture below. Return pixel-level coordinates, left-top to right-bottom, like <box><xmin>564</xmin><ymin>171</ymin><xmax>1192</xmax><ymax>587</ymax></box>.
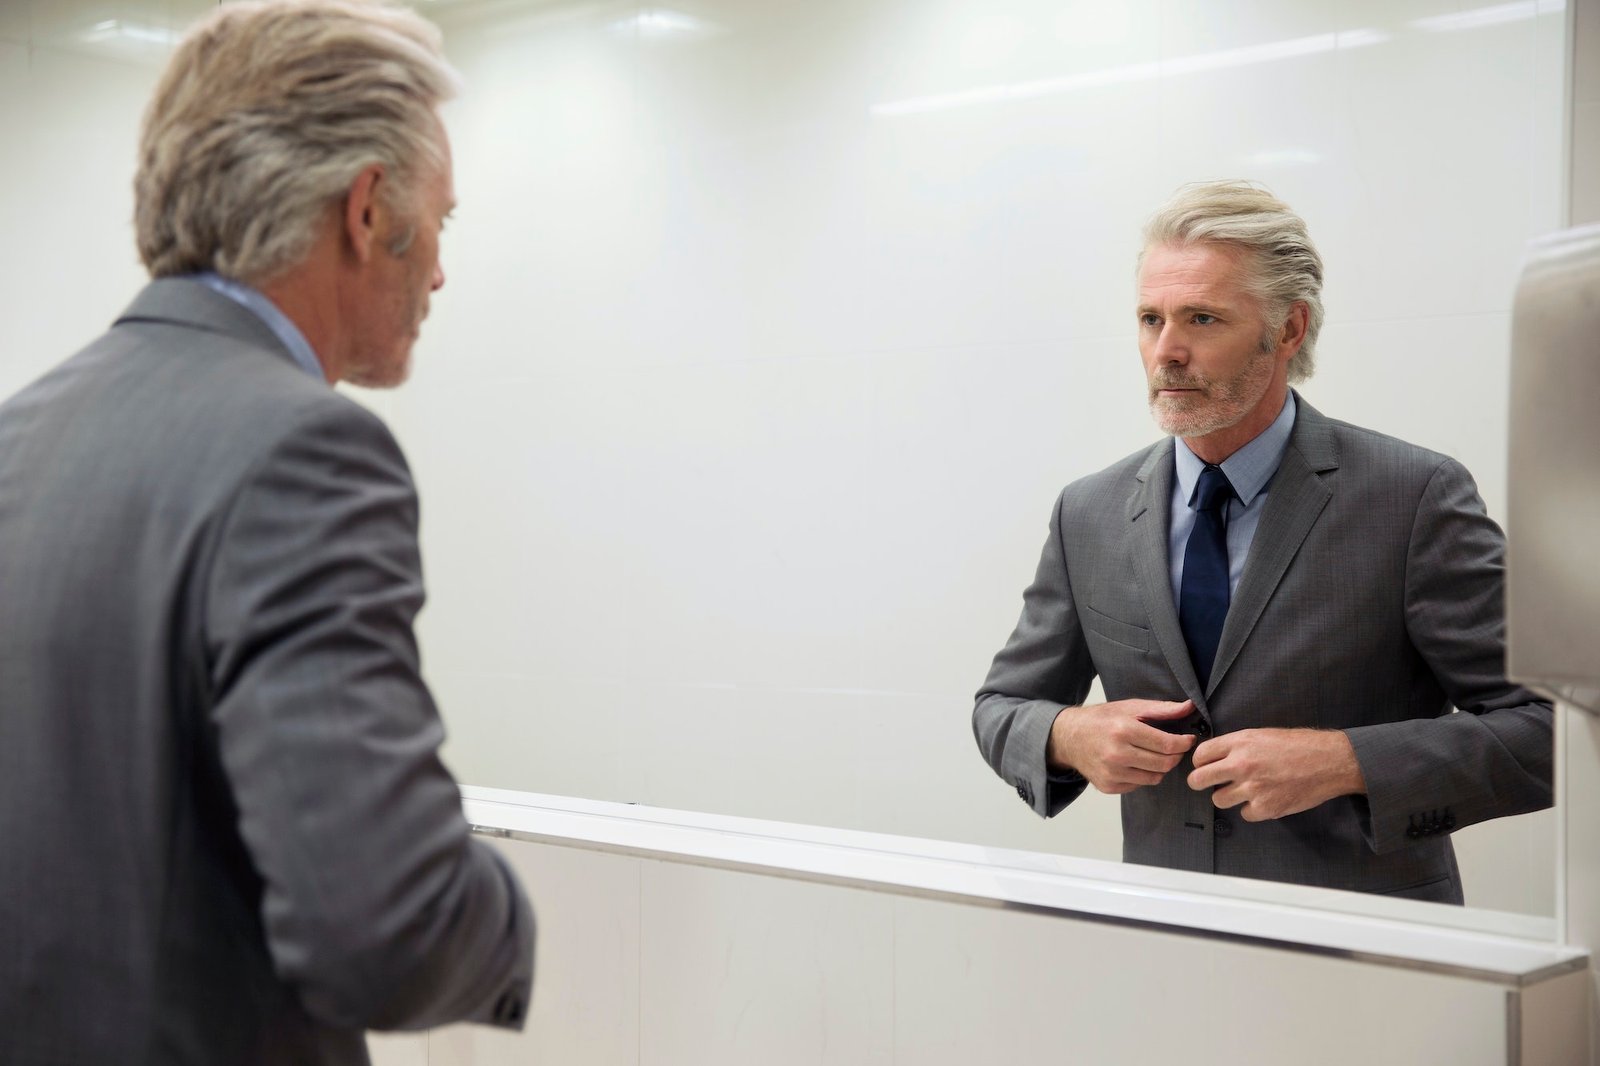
<box><xmin>1080</xmin><ymin>603</ymin><xmax>1151</xmax><ymax>654</ymax></box>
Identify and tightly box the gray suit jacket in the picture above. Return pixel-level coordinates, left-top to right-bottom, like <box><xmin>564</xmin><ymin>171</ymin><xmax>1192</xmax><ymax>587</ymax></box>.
<box><xmin>0</xmin><ymin>280</ymin><xmax>534</xmax><ymax>1064</ymax></box>
<box><xmin>974</xmin><ymin>395</ymin><xmax>1552</xmax><ymax>904</ymax></box>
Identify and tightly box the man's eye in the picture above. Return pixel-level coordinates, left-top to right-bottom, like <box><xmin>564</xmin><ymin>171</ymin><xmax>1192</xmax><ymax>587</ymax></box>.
<box><xmin>1193</xmin><ymin>313</ymin><xmax>1216</xmax><ymax>325</ymax></box>
<box><xmin>1139</xmin><ymin>313</ymin><xmax>1160</xmax><ymax>327</ymax></box>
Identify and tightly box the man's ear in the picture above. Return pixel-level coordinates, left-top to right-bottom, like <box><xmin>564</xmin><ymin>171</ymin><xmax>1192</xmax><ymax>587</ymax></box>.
<box><xmin>343</xmin><ymin>163</ymin><xmax>387</xmax><ymax>264</ymax></box>
<box><xmin>1278</xmin><ymin>301</ymin><xmax>1310</xmax><ymax>360</ymax></box>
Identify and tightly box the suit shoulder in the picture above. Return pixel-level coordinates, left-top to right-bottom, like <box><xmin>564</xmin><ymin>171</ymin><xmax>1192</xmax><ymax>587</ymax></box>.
<box><xmin>1058</xmin><ymin>438</ymin><xmax>1166</xmax><ymax>508</ymax></box>
<box><xmin>4</xmin><ymin>315</ymin><xmax>406</xmax><ymax>499</ymax></box>
<box><xmin>129</xmin><ymin>315</ymin><xmax>399</xmax><ymax>454</ymax></box>
<box><xmin>1315</xmin><ymin>412</ymin><xmax>1468</xmax><ymax>486</ymax></box>
<box><xmin>182</xmin><ymin>331</ymin><xmax>386</xmax><ymax>433</ymax></box>
<box><xmin>210</xmin><ymin>369</ymin><xmax>408</xmax><ymax>499</ymax></box>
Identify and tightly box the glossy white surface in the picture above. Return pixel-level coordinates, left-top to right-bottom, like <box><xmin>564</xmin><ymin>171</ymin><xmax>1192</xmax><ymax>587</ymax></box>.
<box><xmin>0</xmin><ymin>33</ymin><xmax>171</xmax><ymax>400</ymax></box>
<box><xmin>0</xmin><ymin>0</ymin><xmax>1570</xmax><ymax>934</ymax></box>
<box><xmin>461</xmin><ymin>786</ymin><xmax>1582</xmax><ymax>981</ymax></box>
<box><xmin>391</xmin><ymin>0</ymin><xmax>1569</xmax><ymax>917</ymax></box>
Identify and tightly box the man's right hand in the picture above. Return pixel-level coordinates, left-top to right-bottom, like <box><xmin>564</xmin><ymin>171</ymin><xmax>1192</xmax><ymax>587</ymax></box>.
<box><xmin>1047</xmin><ymin>699</ymin><xmax>1198</xmax><ymax>795</ymax></box>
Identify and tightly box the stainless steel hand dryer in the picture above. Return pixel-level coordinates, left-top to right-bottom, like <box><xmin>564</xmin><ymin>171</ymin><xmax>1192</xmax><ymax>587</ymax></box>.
<box><xmin>1508</xmin><ymin>223</ymin><xmax>1600</xmax><ymax>714</ymax></box>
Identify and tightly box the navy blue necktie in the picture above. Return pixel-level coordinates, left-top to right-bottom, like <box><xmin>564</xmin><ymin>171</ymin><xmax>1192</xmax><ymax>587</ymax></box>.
<box><xmin>1179</xmin><ymin>464</ymin><xmax>1235</xmax><ymax>690</ymax></box>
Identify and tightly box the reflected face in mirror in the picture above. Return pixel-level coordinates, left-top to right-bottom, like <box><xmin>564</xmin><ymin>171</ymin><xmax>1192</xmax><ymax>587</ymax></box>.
<box><xmin>1136</xmin><ymin>241</ymin><xmax>1285</xmax><ymax>447</ymax></box>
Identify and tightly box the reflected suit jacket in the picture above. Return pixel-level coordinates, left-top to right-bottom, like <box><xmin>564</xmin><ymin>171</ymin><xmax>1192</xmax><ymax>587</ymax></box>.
<box><xmin>973</xmin><ymin>394</ymin><xmax>1552</xmax><ymax>904</ymax></box>
<box><xmin>0</xmin><ymin>280</ymin><xmax>534</xmax><ymax>1065</ymax></box>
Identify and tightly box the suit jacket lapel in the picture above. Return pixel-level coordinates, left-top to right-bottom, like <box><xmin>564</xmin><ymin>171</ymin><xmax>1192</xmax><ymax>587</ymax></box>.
<box><xmin>1206</xmin><ymin>394</ymin><xmax>1339</xmax><ymax>697</ymax></box>
<box><xmin>1128</xmin><ymin>441</ymin><xmax>1208</xmax><ymax>708</ymax></box>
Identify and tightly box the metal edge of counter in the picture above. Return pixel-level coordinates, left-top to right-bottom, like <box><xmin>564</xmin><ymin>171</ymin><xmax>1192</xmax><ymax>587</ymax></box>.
<box><xmin>460</xmin><ymin>785</ymin><xmax>1588</xmax><ymax>988</ymax></box>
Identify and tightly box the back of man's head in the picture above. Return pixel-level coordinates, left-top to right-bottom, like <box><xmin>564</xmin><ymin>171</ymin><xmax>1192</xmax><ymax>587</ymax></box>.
<box><xmin>134</xmin><ymin>0</ymin><xmax>460</xmax><ymax>288</ymax></box>
<box><xmin>1140</xmin><ymin>179</ymin><xmax>1325</xmax><ymax>384</ymax></box>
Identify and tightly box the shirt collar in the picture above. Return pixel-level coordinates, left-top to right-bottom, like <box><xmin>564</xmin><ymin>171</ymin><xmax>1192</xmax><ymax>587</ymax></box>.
<box><xmin>1174</xmin><ymin>391</ymin><xmax>1298</xmax><ymax>509</ymax></box>
<box><xmin>191</xmin><ymin>272</ymin><xmax>327</xmax><ymax>383</ymax></box>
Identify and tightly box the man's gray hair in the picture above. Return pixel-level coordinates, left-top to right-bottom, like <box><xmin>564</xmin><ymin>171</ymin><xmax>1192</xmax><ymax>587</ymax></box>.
<box><xmin>135</xmin><ymin>0</ymin><xmax>461</xmax><ymax>285</ymax></box>
<box><xmin>1140</xmin><ymin>180</ymin><xmax>1325</xmax><ymax>384</ymax></box>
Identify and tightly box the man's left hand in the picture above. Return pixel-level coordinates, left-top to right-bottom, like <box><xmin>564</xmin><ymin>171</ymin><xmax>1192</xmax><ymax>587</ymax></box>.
<box><xmin>1187</xmin><ymin>728</ymin><xmax>1367</xmax><ymax>822</ymax></box>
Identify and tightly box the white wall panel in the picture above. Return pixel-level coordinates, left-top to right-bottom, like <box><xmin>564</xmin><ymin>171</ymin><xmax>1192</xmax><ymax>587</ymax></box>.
<box><xmin>638</xmin><ymin>860</ymin><xmax>896</xmax><ymax>1065</ymax></box>
<box><xmin>0</xmin><ymin>8</ymin><xmax>27</xmax><ymax>43</ymax></box>
<box><xmin>0</xmin><ymin>1</ymin><xmax>210</xmax><ymax>398</ymax></box>
<box><xmin>892</xmin><ymin>891</ymin><xmax>1509</xmax><ymax>1066</ymax></box>
<box><xmin>430</xmin><ymin>841</ymin><xmax>643</xmax><ymax>1065</ymax></box>
<box><xmin>375</xmin><ymin>832</ymin><xmax>1576</xmax><ymax>1064</ymax></box>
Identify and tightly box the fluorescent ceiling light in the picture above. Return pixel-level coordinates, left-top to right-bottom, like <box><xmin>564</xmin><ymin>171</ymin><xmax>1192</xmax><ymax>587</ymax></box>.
<box><xmin>613</xmin><ymin>9</ymin><xmax>717</xmax><ymax>40</ymax></box>
<box><xmin>81</xmin><ymin>19</ymin><xmax>181</xmax><ymax>47</ymax></box>
<box><xmin>1411</xmin><ymin>1</ymin><xmax>1561</xmax><ymax>33</ymax></box>
<box><xmin>872</xmin><ymin>28</ymin><xmax>1389</xmax><ymax>118</ymax></box>
<box><xmin>1244</xmin><ymin>148</ymin><xmax>1322</xmax><ymax>167</ymax></box>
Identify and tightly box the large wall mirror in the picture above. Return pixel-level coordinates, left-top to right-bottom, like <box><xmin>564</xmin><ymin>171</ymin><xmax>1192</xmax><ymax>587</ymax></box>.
<box><xmin>0</xmin><ymin>0</ymin><xmax>1567</xmax><ymax>922</ymax></box>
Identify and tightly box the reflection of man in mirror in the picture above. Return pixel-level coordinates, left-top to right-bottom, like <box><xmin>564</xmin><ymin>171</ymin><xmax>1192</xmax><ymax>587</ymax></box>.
<box><xmin>0</xmin><ymin>1</ymin><xmax>532</xmax><ymax>1061</ymax></box>
<box><xmin>973</xmin><ymin>181</ymin><xmax>1552</xmax><ymax>904</ymax></box>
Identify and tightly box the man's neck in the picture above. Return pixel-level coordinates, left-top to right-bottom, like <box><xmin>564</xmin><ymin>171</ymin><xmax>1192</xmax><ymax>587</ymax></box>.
<box><xmin>254</xmin><ymin>251</ymin><xmax>344</xmax><ymax>385</ymax></box>
<box><xmin>1183</xmin><ymin>382</ymin><xmax>1290</xmax><ymax>464</ymax></box>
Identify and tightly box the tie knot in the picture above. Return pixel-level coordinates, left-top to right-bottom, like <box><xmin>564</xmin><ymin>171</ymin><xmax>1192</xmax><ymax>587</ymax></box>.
<box><xmin>1194</xmin><ymin>464</ymin><xmax>1235</xmax><ymax>513</ymax></box>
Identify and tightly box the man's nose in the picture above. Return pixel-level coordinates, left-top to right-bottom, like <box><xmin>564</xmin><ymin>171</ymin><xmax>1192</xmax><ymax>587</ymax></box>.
<box><xmin>1152</xmin><ymin>325</ymin><xmax>1188</xmax><ymax>363</ymax></box>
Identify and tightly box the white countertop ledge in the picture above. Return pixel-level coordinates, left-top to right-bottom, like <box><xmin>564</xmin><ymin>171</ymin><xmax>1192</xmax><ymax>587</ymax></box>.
<box><xmin>461</xmin><ymin>785</ymin><xmax>1585</xmax><ymax>986</ymax></box>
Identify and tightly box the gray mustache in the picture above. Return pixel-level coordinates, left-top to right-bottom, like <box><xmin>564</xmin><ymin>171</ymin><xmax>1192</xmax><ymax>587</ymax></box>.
<box><xmin>1151</xmin><ymin>375</ymin><xmax>1208</xmax><ymax>391</ymax></box>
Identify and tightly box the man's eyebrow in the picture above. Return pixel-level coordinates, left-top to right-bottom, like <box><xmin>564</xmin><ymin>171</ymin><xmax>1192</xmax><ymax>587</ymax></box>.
<box><xmin>1136</xmin><ymin>302</ymin><xmax>1227</xmax><ymax>316</ymax></box>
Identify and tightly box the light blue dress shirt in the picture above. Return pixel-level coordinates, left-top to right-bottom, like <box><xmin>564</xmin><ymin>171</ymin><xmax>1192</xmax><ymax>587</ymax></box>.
<box><xmin>192</xmin><ymin>272</ymin><xmax>326</xmax><ymax>382</ymax></box>
<box><xmin>1167</xmin><ymin>391</ymin><xmax>1297</xmax><ymax>607</ymax></box>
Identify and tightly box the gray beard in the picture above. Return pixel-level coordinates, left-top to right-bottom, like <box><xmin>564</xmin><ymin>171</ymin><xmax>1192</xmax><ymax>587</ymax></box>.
<box><xmin>1147</xmin><ymin>347</ymin><xmax>1275</xmax><ymax>438</ymax></box>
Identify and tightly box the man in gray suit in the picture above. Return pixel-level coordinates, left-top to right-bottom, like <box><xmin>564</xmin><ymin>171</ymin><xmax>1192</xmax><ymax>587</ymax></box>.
<box><xmin>974</xmin><ymin>181</ymin><xmax>1551</xmax><ymax>904</ymax></box>
<box><xmin>0</xmin><ymin>2</ymin><xmax>533</xmax><ymax>1062</ymax></box>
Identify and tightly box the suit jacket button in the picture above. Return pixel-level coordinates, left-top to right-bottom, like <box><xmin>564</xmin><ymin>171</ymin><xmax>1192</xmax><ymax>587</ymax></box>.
<box><xmin>1213</xmin><ymin>815</ymin><xmax>1232</xmax><ymax>839</ymax></box>
<box><xmin>1196</xmin><ymin>719</ymin><xmax>1211</xmax><ymax>737</ymax></box>
<box><xmin>1406</xmin><ymin>825</ymin><xmax>1422</xmax><ymax>839</ymax></box>
<box><xmin>1016</xmin><ymin>784</ymin><xmax>1030</xmax><ymax>803</ymax></box>
<box><xmin>1443</xmin><ymin>812</ymin><xmax>1457</xmax><ymax>831</ymax></box>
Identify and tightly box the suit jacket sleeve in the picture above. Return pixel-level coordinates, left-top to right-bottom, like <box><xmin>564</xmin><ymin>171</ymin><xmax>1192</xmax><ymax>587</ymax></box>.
<box><xmin>1344</xmin><ymin>456</ymin><xmax>1553</xmax><ymax>854</ymax></box>
<box><xmin>203</xmin><ymin>397</ymin><xmax>535</xmax><ymax>1032</ymax></box>
<box><xmin>973</xmin><ymin>488</ymin><xmax>1097</xmax><ymax>817</ymax></box>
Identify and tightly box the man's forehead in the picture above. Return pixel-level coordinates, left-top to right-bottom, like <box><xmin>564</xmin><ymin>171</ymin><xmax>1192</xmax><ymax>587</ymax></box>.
<box><xmin>428</xmin><ymin>113</ymin><xmax>456</xmax><ymax>202</ymax></box>
<box><xmin>1138</xmin><ymin>241</ymin><xmax>1251</xmax><ymax>303</ymax></box>
<box><xmin>427</xmin><ymin>154</ymin><xmax>457</xmax><ymax>213</ymax></box>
